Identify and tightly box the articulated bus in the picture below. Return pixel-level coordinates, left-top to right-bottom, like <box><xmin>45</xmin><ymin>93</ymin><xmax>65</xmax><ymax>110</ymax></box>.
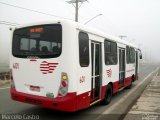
<box><xmin>10</xmin><ymin>19</ymin><xmax>142</xmax><ymax>112</ymax></box>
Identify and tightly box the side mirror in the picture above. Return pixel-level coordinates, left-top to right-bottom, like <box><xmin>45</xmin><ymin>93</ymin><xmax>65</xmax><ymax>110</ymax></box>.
<box><xmin>138</xmin><ymin>49</ymin><xmax>142</xmax><ymax>59</ymax></box>
<box><xmin>139</xmin><ymin>53</ymin><xmax>142</xmax><ymax>59</ymax></box>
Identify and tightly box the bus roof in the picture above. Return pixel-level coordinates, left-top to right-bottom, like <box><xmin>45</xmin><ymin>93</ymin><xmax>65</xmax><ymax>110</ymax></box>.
<box><xmin>15</xmin><ymin>19</ymin><xmax>138</xmax><ymax>49</ymax></box>
<box><xmin>76</xmin><ymin>22</ymin><xmax>138</xmax><ymax>49</ymax></box>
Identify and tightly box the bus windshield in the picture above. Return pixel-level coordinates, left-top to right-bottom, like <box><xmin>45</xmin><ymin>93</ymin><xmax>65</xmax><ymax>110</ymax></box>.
<box><xmin>12</xmin><ymin>24</ymin><xmax>62</xmax><ymax>58</ymax></box>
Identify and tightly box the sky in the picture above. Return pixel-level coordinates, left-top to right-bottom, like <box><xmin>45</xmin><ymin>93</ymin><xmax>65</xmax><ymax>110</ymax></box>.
<box><xmin>0</xmin><ymin>0</ymin><xmax>160</xmax><ymax>62</ymax></box>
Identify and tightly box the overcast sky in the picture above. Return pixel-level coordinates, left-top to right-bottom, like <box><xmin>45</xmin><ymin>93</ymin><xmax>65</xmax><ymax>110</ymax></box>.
<box><xmin>0</xmin><ymin>0</ymin><xmax>160</xmax><ymax>62</ymax></box>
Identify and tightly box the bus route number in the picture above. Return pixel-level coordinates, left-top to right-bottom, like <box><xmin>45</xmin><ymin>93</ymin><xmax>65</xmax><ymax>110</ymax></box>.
<box><xmin>80</xmin><ymin>76</ymin><xmax>85</xmax><ymax>83</ymax></box>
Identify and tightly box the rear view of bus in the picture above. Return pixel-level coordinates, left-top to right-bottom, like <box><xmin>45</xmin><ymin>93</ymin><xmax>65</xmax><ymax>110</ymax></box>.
<box><xmin>10</xmin><ymin>21</ymin><xmax>78</xmax><ymax>112</ymax></box>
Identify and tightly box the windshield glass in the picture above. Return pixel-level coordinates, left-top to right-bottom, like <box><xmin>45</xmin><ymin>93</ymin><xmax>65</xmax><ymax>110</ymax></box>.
<box><xmin>12</xmin><ymin>24</ymin><xmax>62</xmax><ymax>58</ymax></box>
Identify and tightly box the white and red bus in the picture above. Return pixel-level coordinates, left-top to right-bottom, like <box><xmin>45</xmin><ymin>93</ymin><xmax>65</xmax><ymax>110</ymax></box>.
<box><xmin>10</xmin><ymin>19</ymin><xmax>142</xmax><ymax>112</ymax></box>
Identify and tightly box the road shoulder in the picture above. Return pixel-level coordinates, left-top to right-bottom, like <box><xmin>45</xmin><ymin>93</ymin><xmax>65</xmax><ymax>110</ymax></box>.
<box><xmin>124</xmin><ymin>72</ymin><xmax>160</xmax><ymax>120</ymax></box>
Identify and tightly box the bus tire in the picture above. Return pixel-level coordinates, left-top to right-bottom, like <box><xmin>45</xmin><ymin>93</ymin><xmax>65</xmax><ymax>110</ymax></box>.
<box><xmin>101</xmin><ymin>84</ymin><xmax>112</xmax><ymax>105</ymax></box>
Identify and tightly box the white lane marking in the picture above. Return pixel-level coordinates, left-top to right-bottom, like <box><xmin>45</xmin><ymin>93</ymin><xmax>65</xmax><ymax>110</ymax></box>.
<box><xmin>0</xmin><ymin>86</ymin><xmax>10</xmax><ymax>90</ymax></box>
<box><xmin>101</xmin><ymin>67</ymin><xmax>159</xmax><ymax>115</ymax></box>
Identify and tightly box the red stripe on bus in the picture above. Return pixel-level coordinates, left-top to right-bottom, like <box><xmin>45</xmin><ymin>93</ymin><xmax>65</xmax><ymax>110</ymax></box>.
<box><xmin>48</xmin><ymin>69</ymin><xmax>55</xmax><ymax>70</ymax></box>
<box><xmin>30</xmin><ymin>59</ymin><xmax>37</xmax><ymax>62</ymax></box>
<box><xmin>42</xmin><ymin>61</ymin><xmax>47</xmax><ymax>63</ymax></box>
<box><xmin>40</xmin><ymin>67</ymin><xmax>56</xmax><ymax>69</ymax></box>
<box><xmin>48</xmin><ymin>71</ymin><xmax>53</xmax><ymax>73</ymax></box>
<box><xmin>42</xmin><ymin>73</ymin><xmax>47</xmax><ymax>74</ymax></box>
<box><xmin>40</xmin><ymin>70</ymin><xmax>50</xmax><ymax>71</ymax></box>
<box><xmin>49</xmin><ymin>66</ymin><xmax>57</xmax><ymax>67</ymax></box>
<box><xmin>40</xmin><ymin>64</ymin><xmax>49</xmax><ymax>66</ymax></box>
<box><xmin>40</xmin><ymin>66</ymin><xmax>49</xmax><ymax>69</ymax></box>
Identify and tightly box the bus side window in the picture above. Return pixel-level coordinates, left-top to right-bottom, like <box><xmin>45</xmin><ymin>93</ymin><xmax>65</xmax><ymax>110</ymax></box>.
<box><xmin>104</xmin><ymin>40</ymin><xmax>117</xmax><ymax>65</ymax></box>
<box><xmin>130</xmin><ymin>47</ymin><xmax>135</xmax><ymax>63</ymax></box>
<box><xmin>126</xmin><ymin>46</ymin><xmax>130</xmax><ymax>64</ymax></box>
<box><xmin>79</xmin><ymin>32</ymin><xmax>89</xmax><ymax>67</ymax></box>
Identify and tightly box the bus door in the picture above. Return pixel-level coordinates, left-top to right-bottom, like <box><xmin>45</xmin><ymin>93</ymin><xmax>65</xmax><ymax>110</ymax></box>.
<box><xmin>119</xmin><ymin>48</ymin><xmax>125</xmax><ymax>88</ymax></box>
<box><xmin>135</xmin><ymin>51</ymin><xmax>138</xmax><ymax>80</ymax></box>
<box><xmin>91</xmin><ymin>42</ymin><xmax>102</xmax><ymax>102</ymax></box>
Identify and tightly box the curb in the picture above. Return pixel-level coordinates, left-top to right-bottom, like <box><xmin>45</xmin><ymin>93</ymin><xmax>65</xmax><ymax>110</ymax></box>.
<box><xmin>124</xmin><ymin>71</ymin><xmax>160</xmax><ymax>120</ymax></box>
<box><xmin>121</xmin><ymin>67</ymin><xmax>159</xmax><ymax>120</ymax></box>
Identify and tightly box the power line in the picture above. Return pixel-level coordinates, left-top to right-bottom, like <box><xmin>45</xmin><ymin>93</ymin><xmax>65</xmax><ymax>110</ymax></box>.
<box><xmin>86</xmin><ymin>1</ymin><xmax>101</xmax><ymax>15</ymax></box>
<box><xmin>0</xmin><ymin>23</ymin><xmax>18</xmax><ymax>26</ymax></box>
<box><xmin>84</xmin><ymin>14</ymin><xmax>102</xmax><ymax>25</ymax></box>
<box><xmin>0</xmin><ymin>23</ymin><xmax>16</xmax><ymax>26</ymax></box>
<box><xmin>0</xmin><ymin>21</ymin><xmax>19</xmax><ymax>25</ymax></box>
<box><xmin>85</xmin><ymin>1</ymin><xmax>121</xmax><ymax>34</ymax></box>
<box><xmin>0</xmin><ymin>1</ymin><xmax>73</xmax><ymax>21</ymax></box>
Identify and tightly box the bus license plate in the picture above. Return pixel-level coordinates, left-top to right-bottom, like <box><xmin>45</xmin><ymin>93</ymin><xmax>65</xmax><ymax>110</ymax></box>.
<box><xmin>30</xmin><ymin>86</ymin><xmax>40</xmax><ymax>92</ymax></box>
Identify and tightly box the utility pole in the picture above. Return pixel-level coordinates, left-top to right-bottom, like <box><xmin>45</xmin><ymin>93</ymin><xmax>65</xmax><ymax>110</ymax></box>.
<box><xmin>75</xmin><ymin>0</ymin><xmax>78</xmax><ymax>22</ymax></box>
<box><xmin>67</xmin><ymin>0</ymin><xmax>87</xmax><ymax>22</ymax></box>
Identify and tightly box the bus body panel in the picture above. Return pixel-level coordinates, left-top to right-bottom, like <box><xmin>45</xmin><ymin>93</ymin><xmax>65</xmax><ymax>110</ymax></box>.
<box><xmin>11</xmin><ymin>21</ymin><xmax>78</xmax><ymax>98</ymax></box>
<box><xmin>12</xmin><ymin>58</ymin><xmax>61</xmax><ymax>97</ymax></box>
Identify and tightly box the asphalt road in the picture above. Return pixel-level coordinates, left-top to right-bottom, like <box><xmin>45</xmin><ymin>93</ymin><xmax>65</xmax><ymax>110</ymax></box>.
<box><xmin>0</xmin><ymin>62</ymin><xmax>159</xmax><ymax>120</ymax></box>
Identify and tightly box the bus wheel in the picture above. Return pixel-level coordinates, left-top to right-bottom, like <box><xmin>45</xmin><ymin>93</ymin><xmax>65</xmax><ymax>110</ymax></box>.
<box><xmin>101</xmin><ymin>84</ymin><xmax>112</xmax><ymax>105</ymax></box>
